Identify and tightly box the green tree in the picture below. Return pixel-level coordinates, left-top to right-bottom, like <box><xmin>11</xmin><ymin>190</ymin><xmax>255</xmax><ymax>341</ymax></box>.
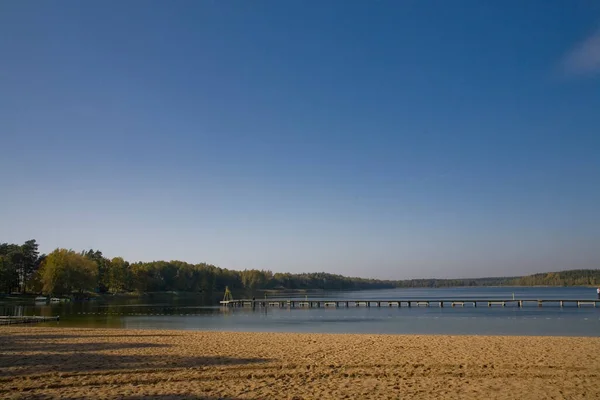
<box><xmin>0</xmin><ymin>243</ymin><xmax>24</xmax><ymax>293</ymax></box>
<box><xmin>40</xmin><ymin>249</ymin><xmax>98</xmax><ymax>296</ymax></box>
<box><xmin>82</xmin><ymin>249</ymin><xmax>110</xmax><ymax>292</ymax></box>
<box><xmin>0</xmin><ymin>247</ymin><xmax>19</xmax><ymax>293</ymax></box>
<box><xmin>240</xmin><ymin>269</ymin><xmax>272</xmax><ymax>290</ymax></box>
<box><xmin>18</xmin><ymin>239</ymin><xmax>40</xmax><ymax>293</ymax></box>
<box><xmin>107</xmin><ymin>257</ymin><xmax>129</xmax><ymax>293</ymax></box>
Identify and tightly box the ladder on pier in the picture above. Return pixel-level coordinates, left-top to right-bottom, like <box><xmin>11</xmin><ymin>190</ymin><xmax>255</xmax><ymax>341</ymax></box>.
<box><xmin>220</xmin><ymin>286</ymin><xmax>234</xmax><ymax>305</ymax></box>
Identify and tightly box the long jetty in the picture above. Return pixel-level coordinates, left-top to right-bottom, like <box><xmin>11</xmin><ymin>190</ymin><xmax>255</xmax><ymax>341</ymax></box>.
<box><xmin>220</xmin><ymin>299</ymin><xmax>600</xmax><ymax>308</ymax></box>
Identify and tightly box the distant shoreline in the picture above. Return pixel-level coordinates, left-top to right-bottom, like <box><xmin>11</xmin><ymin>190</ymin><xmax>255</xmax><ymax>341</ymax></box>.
<box><xmin>1</xmin><ymin>284</ymin><xmax>598</xmax><ymax>302</ymax></box>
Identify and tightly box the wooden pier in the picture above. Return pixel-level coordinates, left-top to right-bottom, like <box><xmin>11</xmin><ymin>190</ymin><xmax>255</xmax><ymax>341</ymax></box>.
<box><xmin>0</xmin><ymin>316</ymin><xmax>60</xmax><ymax>326</ymax></box>
<box><xmin>220</xmin><ymin>299</ymin><xmax>600</xmax><ymax>309</ymax></box>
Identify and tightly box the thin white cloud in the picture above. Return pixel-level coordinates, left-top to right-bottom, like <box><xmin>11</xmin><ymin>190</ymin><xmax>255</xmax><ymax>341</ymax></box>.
<box><xmin>563</xmin><ymin>29</ymin><xmax>600</xmax><ymax>75</ymax></box>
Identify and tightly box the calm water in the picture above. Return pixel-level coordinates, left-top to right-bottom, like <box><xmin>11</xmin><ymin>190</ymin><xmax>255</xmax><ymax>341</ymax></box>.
<box><xmin>2</xmin><ymin>287</ymin><xmax>599</xmax><ymax>336</ymax></box>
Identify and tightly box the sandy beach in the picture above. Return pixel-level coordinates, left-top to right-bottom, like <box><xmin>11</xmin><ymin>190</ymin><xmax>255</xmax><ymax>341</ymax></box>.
<box><xmin>1</xmin><ymin>327</ymin><xmax>599</xmax><ymax>399</ymax></box>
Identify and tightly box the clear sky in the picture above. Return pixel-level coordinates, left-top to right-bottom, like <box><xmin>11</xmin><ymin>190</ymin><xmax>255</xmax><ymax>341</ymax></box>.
<box><xmin>1</xmin><ymin>1</ymin><xmax>599</xmax><ymax>279</ymax></box>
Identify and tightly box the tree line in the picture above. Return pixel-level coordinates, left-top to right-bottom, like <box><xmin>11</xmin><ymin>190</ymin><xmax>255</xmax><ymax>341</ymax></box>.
<box><xmin>1</xmin><ymin>239</ymin><xmax>599</xmax><ymax>297</ymax></box>
<box><xmin>512</xmin><ymin>270</ymin><xmax>600</xmax><ymax>287</ymax></box>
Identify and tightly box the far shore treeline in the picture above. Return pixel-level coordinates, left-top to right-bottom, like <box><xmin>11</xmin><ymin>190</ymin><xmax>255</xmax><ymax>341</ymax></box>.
<box><xmin>1</xmin><ymin>239</ymin><xmax>599</xmax><ymax>297</ymax></box>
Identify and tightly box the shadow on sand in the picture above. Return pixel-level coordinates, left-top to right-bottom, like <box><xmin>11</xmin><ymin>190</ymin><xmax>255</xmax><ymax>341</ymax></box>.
<box><xmin>0</xmin><ymin>332</ymin><xmax>271</xmax><ymax>377</ymax></box>
<box><xmin>64</xmin><ymin>397</ymin><xmax>249</xmax><ymax>400</ymax></box>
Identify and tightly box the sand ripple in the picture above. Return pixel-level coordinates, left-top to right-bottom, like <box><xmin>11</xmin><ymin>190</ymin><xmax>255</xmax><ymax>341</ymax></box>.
<box><xmin>1</xmin><ymin>327</ymin><xmax>600</xmax><ymax>399</ymax></box>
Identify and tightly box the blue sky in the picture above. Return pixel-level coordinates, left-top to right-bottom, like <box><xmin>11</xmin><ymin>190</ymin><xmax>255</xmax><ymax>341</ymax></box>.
<box><xmin>1</xmin><ymin>1</ymin><xmax>599</xmax><ymax>279</ymax></box>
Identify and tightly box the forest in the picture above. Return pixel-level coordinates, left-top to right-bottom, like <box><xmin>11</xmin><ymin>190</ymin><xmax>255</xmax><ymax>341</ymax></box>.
<box><xmin>1</xmin><ymin>239</ymin><xmax>599</xmax><ymax>297</ymax></box>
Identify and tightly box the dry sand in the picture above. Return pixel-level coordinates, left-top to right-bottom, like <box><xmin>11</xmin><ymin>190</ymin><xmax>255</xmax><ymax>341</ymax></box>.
<box><xmin>1</xmin><ymin>327</ymin><xmax>600</xmax><ymax>399</ymax></box>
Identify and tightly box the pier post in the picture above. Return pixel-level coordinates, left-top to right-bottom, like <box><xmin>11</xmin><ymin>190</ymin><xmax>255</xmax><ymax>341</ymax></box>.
<box><xmin>560</xmin><ymin>301</ymin><xmax>563</xmax><ymax>307</ymax></box>
<box><xmin>377</xmin><ymin>302</ymin><xmax>381</xmax><ymax>307</ymax></box>
<box><xmin>440</xmin><ymin>301</ymin><xmax>443</xmax><ymax>308</ymax></box>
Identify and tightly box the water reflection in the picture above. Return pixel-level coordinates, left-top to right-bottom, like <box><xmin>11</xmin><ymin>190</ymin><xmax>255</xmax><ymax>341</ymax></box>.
<box><xmin>1</xmin><ymin>287</ymin><xmax>599</xmax><ymax>336</ymax></box>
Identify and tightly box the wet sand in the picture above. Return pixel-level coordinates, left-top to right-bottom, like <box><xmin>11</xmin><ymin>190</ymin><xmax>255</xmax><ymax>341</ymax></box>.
<box><xmin>1</xmin><ymin>327</ymin><xmax>599</xmax><ymax>399</ymax></box>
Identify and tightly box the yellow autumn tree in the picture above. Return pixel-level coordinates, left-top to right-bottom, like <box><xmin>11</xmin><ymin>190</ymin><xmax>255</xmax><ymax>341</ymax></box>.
<box><xmin>40</xmin><ymin>249</ymin><xmax>98</xmax><ymax>296</ymax></box>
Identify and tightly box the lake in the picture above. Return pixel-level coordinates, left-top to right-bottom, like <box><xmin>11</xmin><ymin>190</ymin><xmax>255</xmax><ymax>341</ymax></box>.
<box><xmin>2</xmin><ymin>287</ymin><xmax>599</xmax><ymax>336</ymax></box>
